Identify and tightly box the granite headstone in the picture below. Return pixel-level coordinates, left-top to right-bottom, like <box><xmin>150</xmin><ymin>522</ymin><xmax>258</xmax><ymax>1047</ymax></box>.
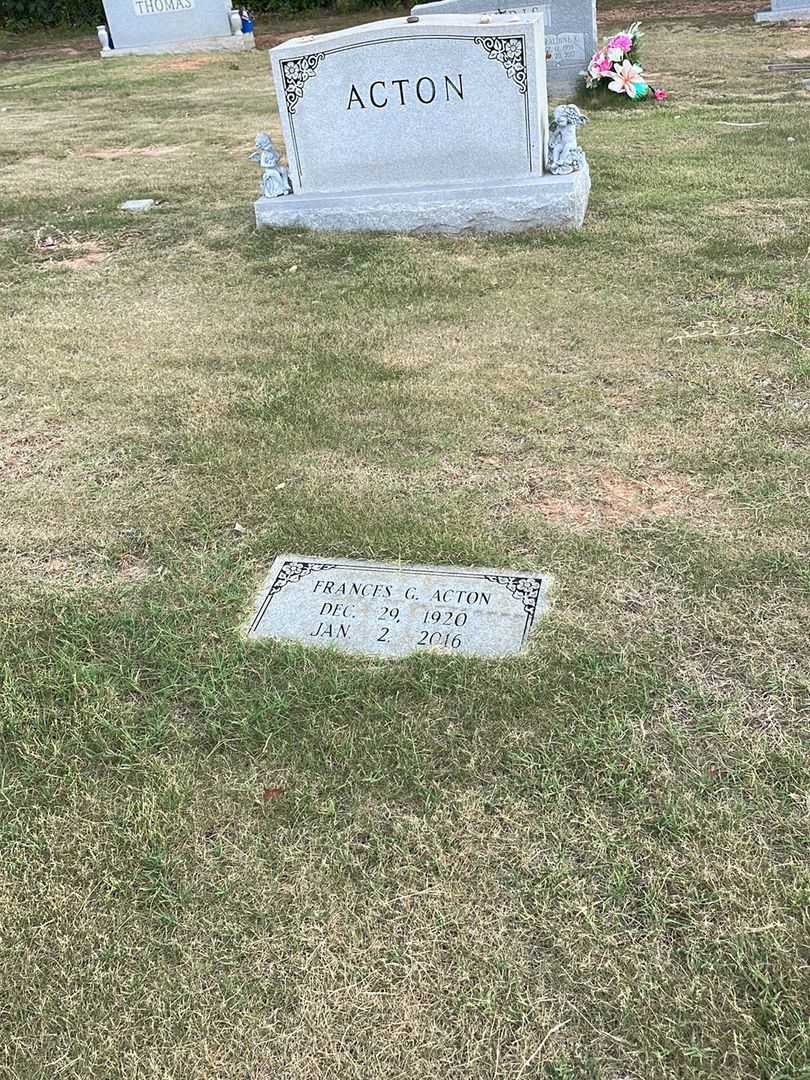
<box><xmin>408</xmin><ymin>0</ymin><xmax>597</xmax><ymax>97</ymax></box>
<box><xmin>98</xmin><ymin>0</ymin><xmax>254</xmax><ymax>56</ymax></box>
<box><xmin>254</xmin><ymin>13</ymin><xmax>591</xmax><ymax>233</ymax></box>
<box><xmin>755</xmin><ymin>0</ymin><xmax>810</xmax><ymax>21</ymax></box>
<box><xmin>246</xmin><ymin>555</ymin><xmax>552</xmax><ymax>658</ymax></box>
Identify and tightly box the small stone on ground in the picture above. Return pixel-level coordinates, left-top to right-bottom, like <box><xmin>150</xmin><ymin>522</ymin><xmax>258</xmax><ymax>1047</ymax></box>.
<box><xmin>119</xmin><ymin>199</ymin><xmax>158</xmax><ymax>212</ymax></box>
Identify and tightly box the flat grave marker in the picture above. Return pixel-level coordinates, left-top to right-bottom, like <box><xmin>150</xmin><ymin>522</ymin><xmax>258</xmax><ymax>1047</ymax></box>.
<box><xmin>246</xmin><ymin>555</ymin><xmax>552</xmax><ymax>659</ymax></box>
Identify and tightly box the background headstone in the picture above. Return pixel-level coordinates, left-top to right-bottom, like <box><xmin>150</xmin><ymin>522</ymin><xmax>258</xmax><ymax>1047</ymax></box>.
<box><xmin>755</xmin><ymin>0</ymin><xmax>810</xmax><ymax>20</ymax></box>
<box><xmin>98</xmin><ymin>0</ymin><xmax>254</xmax><ymax>55</ymax></box>
<box><xmin>409</xmin><ymin>0</ymin><xmax>597</xmax><ymax>97</ymax></box>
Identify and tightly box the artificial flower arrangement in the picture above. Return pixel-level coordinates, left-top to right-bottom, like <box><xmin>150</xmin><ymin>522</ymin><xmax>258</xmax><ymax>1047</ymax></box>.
<box><xmin>583</xmin><ymin>23</ymin><xmax>668</xmax><ymax>103</ymax></box>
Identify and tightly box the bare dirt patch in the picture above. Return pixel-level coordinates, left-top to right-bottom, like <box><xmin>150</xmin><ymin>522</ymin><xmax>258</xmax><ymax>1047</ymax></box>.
<box><xmin>736</xmin><ymin>287</ymin><xmax>778</xmax><ymax>308</ymax></box>
<box><xmin>605</xmin><ymin>0</ymin><xmax>758</xmax><ymax>20</ymax></box>
<box><xmin>0</xmin><ymin>427</ymin><xmax>65</xmax><ymax>482</ymax></box>
<box><xmin>43</xmin><ymin>251</ymin><xmax>111</xmax><ymax>270</ymax></box>
<box><xmin>157</xmin><ymin>55</ymin><xmax>219</xmax><ymax>71</ymax></box>
<box><xmin>528</xmin><ymin>472</ymin><xmax>718</xmax><ymax>528</ymax></box>
<box><xmin>78</xmin><ymin>145</ymin><xmax>186</xmax><ymax>159</ymax></box>
<box><xmin>0</xmin><ymin>41</ymin><xmax>96</xmax><ymax>62</ymax></box>
<box><xmin>256</xmin><ymin>30</ymin><xmax>313</xmax><ymax>49</ymax></box>
<box><xmin>33</xmin><ymin>231</ymin><xmax>113</xmax><ymax>271</ymax></box>
<box><xmin>117</xmin><ymin>555</ymin><xmax>154</xmax><ymax>583</ymax></box>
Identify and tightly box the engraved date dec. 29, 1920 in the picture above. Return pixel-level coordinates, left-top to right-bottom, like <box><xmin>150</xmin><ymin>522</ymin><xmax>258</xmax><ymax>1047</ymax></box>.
<box><xmin>246</xmin><ymin>556</ymin><xmax>552</xmax><ymax>659</ymax></box>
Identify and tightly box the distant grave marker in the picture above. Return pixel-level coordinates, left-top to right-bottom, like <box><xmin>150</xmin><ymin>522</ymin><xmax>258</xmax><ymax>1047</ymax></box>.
<box><xmin>755</xmin><ymin>0</ymin><xmax>810</xmax><ymax>21</ymax></box>
<box><xmin>246</xmin><ymin>555</ymin><xmax>552</xmax><ymax>658</ymax></box>
<box><xmin>97</xmin><ymin>0</ymin><xmax>254</xmax><ymax>56</ymax></box>
<box><xmin>408</xmin><ymin>0</ymin><xmax>597</xmax><ymax>97</ymax></box>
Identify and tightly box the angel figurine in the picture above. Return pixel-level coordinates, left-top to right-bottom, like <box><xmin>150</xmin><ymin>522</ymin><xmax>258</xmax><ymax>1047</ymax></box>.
<box><xmin>547</xmin><ymin>104</ymin><xmax>589</xmax><ymax>175</ymax></box>
<box><xmin>250</xmin><ymin>132</ymin><xmax>291</xmax><ymax>198</ymax></box>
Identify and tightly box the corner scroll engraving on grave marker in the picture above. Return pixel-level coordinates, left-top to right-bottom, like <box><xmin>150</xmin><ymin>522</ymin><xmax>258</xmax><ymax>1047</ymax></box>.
<box><xmin>472</xmin><ymin>35</ymin><xmax>528</xmax><ymax>92</ymax></box>
<box><xmin>280</xmin><ymin>54</ymin><xmax>326</xmax><ymax>114</ymax></box>
<box><xmin>248</xmin><ymin>559</ymin><xmax>338</xmax><ymax>635</ymax></box>
<box><xmin>484</xmin><ymin>574</ymin><xmax>542</xmax><ymax>614</ymax></box>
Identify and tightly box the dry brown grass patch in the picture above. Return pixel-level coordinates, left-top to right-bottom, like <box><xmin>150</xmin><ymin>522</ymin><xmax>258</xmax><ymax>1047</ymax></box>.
<box><xmin>0</xmin><ymin>426</ymin><xmax>65</xmax><ymax>482</ymax></box>
<box><xmin>0</xmin><ymin>551</ymin><xmax>107</xmax><ymax>587</ymax></box>
<box><xmin>0</xmin><ymin>550</ymin><xmax>158</xmax><ymax>589</ymax></box>
<box><xmin>157</xmin><ymin>55</ymin><xmax>220</xmax><ymax>71</ymax></box>
<box><xmin>708</xmin><ymin>200</ymin><xmax>799</xmax><ymax>241</ymax></box>
<box><xmin>527</xmin><ymin>472</ymin><xmax>719</xmax><ymax>529</ymax></box>
<box><xmin>32</xmin><ymin>230</ymin><xmax>113</xmax><ymax>270</ymax></box>
<box><xmin>78</xmin><ymin>144</ymin><xmax>186</xmax><ymax>158</ymax></box>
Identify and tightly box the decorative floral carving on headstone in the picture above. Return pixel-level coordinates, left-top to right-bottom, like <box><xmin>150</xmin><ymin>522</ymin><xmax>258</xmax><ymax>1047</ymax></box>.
<box><xmin>484</xmin><ymin>575</ymin><xmax>543</xmax><ymax>615</ymax></box>
<box><xmin>473</xmin><ymin>36</ymin><xmax>528</xmax><ymax>94</ymax></box>
<box><xmin>280</xmin><ymin>54</ymin><xmax>326</xmax><ymax>114</ymax></box>
<box><xmin>248</xmin><ymin>558</ymin><xmax>338</xmax><ymax>635</ymax></box>
<box><xmin>267</xmin><ymin>560</ymin><xmax>338</xmax><ymax>601</ymax></box>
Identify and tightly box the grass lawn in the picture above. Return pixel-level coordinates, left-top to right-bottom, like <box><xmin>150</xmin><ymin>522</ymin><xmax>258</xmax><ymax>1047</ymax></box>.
<box><xmin>1</xmin><ymin>4</ymin><xmax>809</xmax><ymax>1077</ymax></box>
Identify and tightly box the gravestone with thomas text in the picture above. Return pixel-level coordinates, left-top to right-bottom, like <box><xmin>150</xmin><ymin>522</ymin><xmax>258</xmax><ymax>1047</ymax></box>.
<box><xmin>755</xmin><ymin>0</ymin><xmax>810</xmax><ymax>21</ymax></box>
<box><xmin>97</xmin><ymin>0</ymin><xmax>254</xmax><ymax>56</ymax></box>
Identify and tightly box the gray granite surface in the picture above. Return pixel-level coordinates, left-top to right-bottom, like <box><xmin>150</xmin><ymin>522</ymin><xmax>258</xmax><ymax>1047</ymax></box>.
<box><xmin>269</xmin><ymin>14</ymin><xmax>549</xmax><ymax>196</ymax></box>
<box><xmin>255</xmin><ymin>169</ymin><xmax>590</xmax><ymax>233</ymax></box>
<box><xmin>246</xmin><ymin>555</ymin><xmax>552</xmax><ymax>658</ymax></box>
<box><xmin>408</xmin><ymin>0</ymin><xmax>597</xmax><ymax>96</ymax></box>
<box><xmin>754</xmin><ymin>4</ymin><xmax>810</xmax><ymax>17</ymax></box>
<box><xmin>99</xmin><ymin>0</ymin><xmax>253</xmax><ymax>55</ymax></box>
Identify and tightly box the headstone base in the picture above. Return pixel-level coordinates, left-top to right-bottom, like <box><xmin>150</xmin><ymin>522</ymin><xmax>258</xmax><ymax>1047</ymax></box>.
<box><xmin>255</xmin><ymin>169</ymin><xmax>590</xmax><ymax>234</ymax></box>
<box><xmin>754</xmin><ymin>6</ymin><xmax>810</xmax><ymax>18</ymax></box>
<box><xmin>547</xmin><ymin>75</ymin><xmax>586</xmax><ymax>100</ymax></box>
<box><xmin>100</xmin><ymin>31</ymin><xmax>254</xmax><ymax>56</ymax></box>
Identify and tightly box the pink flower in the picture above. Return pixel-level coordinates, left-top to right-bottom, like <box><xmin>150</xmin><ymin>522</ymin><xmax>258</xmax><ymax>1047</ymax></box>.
<box><xmin>608</xmin><ymin>33</ymin><xmax>633</xmax><ymax>51</ymax></box>
<box><xmin>654</xmin><ymin>88</ymin><xmax>669</xmax><ymax>101</ymax></box>
<box><xmin>588</xmin><ymin>49</ymin><xmax>613</xmax><ymax>79</ymax></box>
<box><xmin>608</xmin><ymin>59</ymin><xmax>644</xmax><ymax>97</ymax></box>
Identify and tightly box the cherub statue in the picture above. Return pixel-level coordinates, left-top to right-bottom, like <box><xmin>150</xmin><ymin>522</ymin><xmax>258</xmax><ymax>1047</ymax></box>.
<box><xmin>547</xmin><ymin>104</ymin><xmax>589</xmax><ymax>175</ymax></box>
<box><xmin>250</xmin><ymin>132</ymin><xmax>291</xmax><ymax>198</ymax></box>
